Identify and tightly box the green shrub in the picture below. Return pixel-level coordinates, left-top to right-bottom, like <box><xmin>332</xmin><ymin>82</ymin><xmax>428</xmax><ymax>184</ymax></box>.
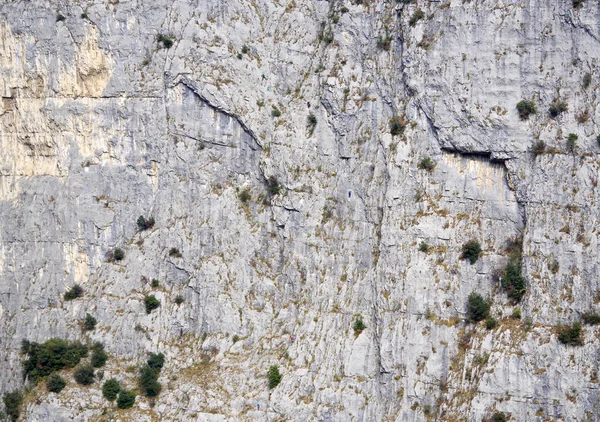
<box><xmin>267</xmin><ymin>176</ymin><xmax>282</xmax><ymax>196</ymax></box>
<box><xmin>516</xmin><ymin>99</ymin><xmax>536</xmax><ymax>120</ymax></box>
<box><xmin>353</xmin><ymin>316</ymin><xmax>366</xmax><ymax>335</ymax></box>
<box><xmin>241</xmin><ymin>45</ymin><xmax>249</xmax><ymax>54</ymax></box>
<box><xmin>232</xmin><ymin>334</ymin><xmax>240</xmax><ymax>343</ymax></box>
<box><xmin>583</xmin><ymin>72</ymin><xmax>592</xmax><ymax>88</ymax></box>
<box><xmin>83</xmin><ymin>313</ymin><xmax>97</xmax><ymax>331</ymax></box>
<box><xmin>117</xmin><ymin>389</ymin><xmax>136</xmax><ymax>409</ymax></box>
<box><xmin>271</xmin><ymin>107</ymin><xmax>281</xmax><ymax>117</ymax></box>
<box><xmin>2</xmin><ymin>390</ymin><xmax>23</xmax><ymax>422</ymax></box>
<box><xmin>151</xmin><ymin>278</ymin><xmax>159</xmax><ymax>288</ymax></box>
<box><xmin>419</xmin><ymin>241</ymin><xmax>429</xmax><ymax>252</ymax></box>
<box><xmin>46</xmin><ymin>374</ymin><xmax>66</xmax><ymax>393</ymax></box>
<box><xmin>409</xmin><ymin>8</ymin><xmax>425</xmax><ymax>26</ymax></box>
<box><xmin>558</xmin><ymin>322</ymin><xmax>583</xmax><ymax>346</ymax></box>
<box><xmin>511</xmin><ymin>307</ymin><xmax>522</xmax><ymax>320</ymax></box>
<box><xmin>307</xmin><ymin>113</ymin><xmax>317</xmax><ymax>135</ymax></box>
<box><xmin>549</xmin><ymin>100</ymin><xmax>568</xmax><ymax>118</ymax></box>
<box><xmin>174</xmin><ymin>295</ymin><xmax>184</xmax><ymax>305</ymax></box>
<box><xmin>239</xmin><ymin>187</ymin><xmax>251</xmax><ymax>203</ymax></box>
<box><xmin>113</xmin><ymin>247</ymin><xmax>125</xmax><ymax>261</ymax></box>
<box><xmin>582</xmin><ymin>313</ymin><xmax>600</xmax><ymax>325</ymax></box>
<box><xmin>267</xmin><ymin>365</ymin><xmax>282</xmax><ymax>389</ymax></box>
<box><xmin>137</xmin><ymin>216</ymin><xmax>155</xmax><ymax>230</ymax></box>
<box><xmin>74</xmin><ymin>364</ymin><xmax>95</xmax><ymax>385</ymax></box>
<box><xmin>418</xmin><ymin>157</ymin><xmax>436</xmax><ymax>172</ymax></box>
<box><xmin>573</xmin><ymin>0</ymin><xmax>584</xmax><ymax>8</ymax></box>
<box><xmin>144</xmin><ymin>295</ymin><xmax>161</xmax><ymax>314</ymax></box>
<box><xmin>501</xmin><ymin>260</ymin><xmax>526</xmax><ymax>302</ymax></box>
<box><xmin>139</xmin><ymin>364</ymin><xmax>162</xmax><ymax>397</ymax></box>
<box><xmin>532</xmin><ymin>140</ymin><xmax>546</xmax><ymax>156</ymax></box>
<box><xmin>56</xmin><ymin>14</ymin><xmax>66</xmax><ymax>22</ymax></box>
<box><xmin>485</xmin><ymin>316</ymin><xmax>498</xmax><ymax>330</ymax></box>
<box><xmin>147</xmin><ymin>353</ymin><xmax>165</xmax><ymax>371</ymax></box>
<box><xmin>461</xmin><ymin>240</ymin><xmax>481</xmax><ymax>264</ymax></box>
<box><xmin>91</xmin><ymin>342</ymin><xmax>108</xmax><ymax>368</ymax></box>
<box><xmin>567</xmin><ymin>133</ymin><xmax>578</xmax><ymax>152</ymax></box>
<box><xmin>467</xmin><ymin>292</ymin><xmax>490</xmax><ymax>322</ymax></box>
<box><xmin>492</xmin><ymin>412</ymin><xmax>507</xmax><ymax>422</ymax></box>
<box><xmin>168</xmin><ymin>247</ymin><xmax>182</xmax><ymax>257</ymax></box>
<box><xmin>22</xmin><ymin>338</ymin><xmax>88</xmax><ymax>382</ymax></box>
<box><xmin>64</xmin><ymin>284</ymin><xmax>84</xmax><ymax>301</ymax></box>
<box><xmin>102</xmin><ymin>378</ymin><xmax>121</xmax><ymax>401</ymax></box>
<box><xmin>377</xmin><ymin>35</ymin><xmax>393</xmax><ymax>51</ymax></box>
<box><xmin>157</xmin><ymin>34</ymin><xmax>174</xmax><ymax>49</ymax></box>
<box><xmin>389</xmin><ymin>115</ymin><xmax>405</xmax><ymax>136</ymax></box>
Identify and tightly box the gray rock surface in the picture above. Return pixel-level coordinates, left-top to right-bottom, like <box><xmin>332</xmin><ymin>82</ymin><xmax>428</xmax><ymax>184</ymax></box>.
<box><xmin>1</xmin><ymin>0</ymin><xmax>600</xmax><ymax>420</ymax></box>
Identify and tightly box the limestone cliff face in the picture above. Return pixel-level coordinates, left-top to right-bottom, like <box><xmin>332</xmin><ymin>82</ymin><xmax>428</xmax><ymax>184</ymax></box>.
<box><xmin>1</xmin><ymin>0</ymin><xmax>599</xmax><ymax>420</ymax></box>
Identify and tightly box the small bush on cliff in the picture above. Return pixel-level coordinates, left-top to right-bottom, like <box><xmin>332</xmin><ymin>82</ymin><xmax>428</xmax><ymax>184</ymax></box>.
<box><xmin>83</xmin><ymin>313</ymin><xmax>97</xmax><ymax>331</ymax></box>
<box><xmin>353</xmin><ymin>316</ymin><xmax>366</xmax><ymax>335</ymax></box>
<box><xmin>467</xmin><ymin>292</ymin><xmax>490</xmax><ymax>322</ymax></box>
<box><xmin>307</xmin><ymin>113</ymin><xmax>317</xmax><ymax>136</ymax></box>
<box><xmin>147</xmin><ymin>353</ymin><xmax>165</xmax><ymax>371</ymax></box>
<box><xmin>549</xmin><ymin>100</ymin><xmax>568</xmax><ymax>118</ymax></box>
<box><xmin>418</xmin><ymin>157</ymin><xmax>436</xmax><ymax>172</ymax></box>
<box><xmin>267</xmin><ymin>365</ymin><xmax>282</xmax><ymax>389</ymax></box>
<box><xmin>74</xmin><ymin>364</ymin><xmax>95</xmax><ymax>385</ymax></box>
<box><xmin>64</xmin><ymin>284</ymin><xmax>84</xmax><ymax>301</ymax></box>
<box><xmin>91</xmin><ymin>342</ymin><xmax>108</xmax><ymax>368</ymax></box>
<box><xmin>557</xmin><ymin>322</ymin><xmax>583</xmax><ymax>346</ymax></box>
<box><xmin>409</xmin><ymin>9</ymin><xmax>425</xmax><ymax>26</ymax></box>
<box><xmin>139</xmin><ymin>364</ymin><xmax>162</xmax><ymax>397</ymax></box>
<box><xmin>144</xmin><ymin>295</ymin><xmax>161</xmax><ymax>314</ymax></box>
<box><xmin>389</xmin><ymin>115</ymin><xmax>405</xmax><ymax>136</ymax></box>
<box><xmin>532</xmin><ymin>140</ymin><xmax>546</xmax><ymax>156</ymax></box>
<box><xmin>46</xmin><ymin>374</ymin><xmax>67</xmax><ymax>393</ymax></box>
<box><xmin>461</xmin><ymin>240</ymin><xmax>481</xmax><ymax>264</ymax></box>
<box><xmin>113</xmin><ymin>247</ymin><xmax>125</xmax><ymax>261</ymax></box>
<box><xmin>582</xmin><ymin>313</ymin><xmax>600</xmax><ymax>325</ymax></box>
<box><xmin>516</xmin><ymin>99</ymin><xmax>536</xmax><ymax>120</ymax></box>
<box><xmin>2</xmin><ymin>390</ymin><xmax>23</xmax><ymax>422</ymax></box>
<box><xmin>157</xmin><ymin>34</ymin><xmax>174</xmax><ymax>49</ymax></box>
<box><xmin>567</xmin><ymin>133</ymin><xmax>578</xmax><ymax>152</ymax></box>
<box><xmin>137</xmin><ymin>216</ymin><xmax>155</xmax><ymax>230</ymax></box>
<box><xmin>117</xmin><ymin>389</ymin><xmax>136</xmax><ymax>409</ymax></box>
<box><xmin>102</xmin><ymin>378</ymin><xmax>121</xmax><ymax>401</ymax></box>
<box><xmin>168</xmin><ymin>247</ymin><xmax>182</xmax><ymax>258</ymax></box>
<box><xmin>267</xmin><ymin>176</ymin><xmax>282</xmax><ymax>196</ymax></box>
<box><xmin>500</xmin><ymin>261</ymin><xmax>526</xmax><ymax>302</ymax></box>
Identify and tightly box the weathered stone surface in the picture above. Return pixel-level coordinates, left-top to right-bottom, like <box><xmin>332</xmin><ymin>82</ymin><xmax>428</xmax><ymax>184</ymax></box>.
<box><xmin>1</xmin><ymin>0</ymin><xmax>600</xmax><ymax>420</ymax></box>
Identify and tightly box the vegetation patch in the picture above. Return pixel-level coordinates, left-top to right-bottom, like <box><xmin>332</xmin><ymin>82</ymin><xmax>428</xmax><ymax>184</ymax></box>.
<box><xmin>46</xmin><ymin>374</ymin><xmax>66</xmax><ymax>393</ymax></box>
<box><xmin>117</xmin><ymin>389</ymin><xmax>136</xmax><ymax>409</ymax></box>
<box><xmin>516</xmin><ymin>99</ymin><xmax>536</xmax><ymax>120</ymax></box>
<box><xmin>64</xmin><ymin>284</ymin><xmax>84</xmax><ymax>301</ymax></box>
<box><xmin>144</xmin><ymin>295</ymin><xmax>161</xmax><ymax>314</ymax></box>
<box><xmin>461</xmin><ymin>240</ymin><xmax>481</xmax><ymax>264</ymax></box>
<box><xmin>466</xmin><ymin>292</ymin><xmax>490</xmax><ymax>322</ymax></box>
<box><xmin>557</xmin><ymin>322</ymin><xmax>583</xmax><ymax>346</ymax></box>
<box><xmin>267</xmin><ymin>365</ymin><xmax>282</xmax><ymax>389</ymax></box>
<box><xmin>21</xmin><ymin>338</ymin><xmax>88</xmax><ymax>382</ymax></box>
<box><xmin>137</xmin><ymin>216</ymin><xmax>155</xmax><ymax>230</ymax></box>
<box><xmin>102</xmin><ymin>378</ymin><xmax>121</xmax><ymax>401</ymax></box>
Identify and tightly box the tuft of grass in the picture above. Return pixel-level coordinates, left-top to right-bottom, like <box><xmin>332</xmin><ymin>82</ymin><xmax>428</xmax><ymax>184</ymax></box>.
<box><xmin>418</xmin><ymin>157</ymin><xmax>436</xmax><ymax>172</ymax></box>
